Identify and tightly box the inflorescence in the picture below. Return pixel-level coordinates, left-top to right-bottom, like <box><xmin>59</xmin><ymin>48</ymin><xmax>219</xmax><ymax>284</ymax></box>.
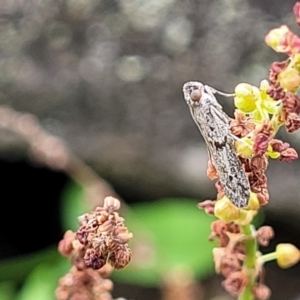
<box><xmin>56</xmin><ymin>196</ymin><xmax>132</xmax><ymax>300</ymax></box>
<box><xmin>199</xmin><ymin>3</ymin><xmax>300</xmax><ymax>299</ymax></box>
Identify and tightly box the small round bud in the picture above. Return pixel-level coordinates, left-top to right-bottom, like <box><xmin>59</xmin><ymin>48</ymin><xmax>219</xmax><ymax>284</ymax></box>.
<box><xmin>257</xmin><ymin>226</ymin><xmax>274</xmax><ymax>246</ymax></box>
<box><xmin>278</xmin><ymin>68</ymin><xmax>300</xmax><ymax>92</ymax></box>
<box><xmin>190</xmin><ymin>89</ymin><xmax>202</xmax><ymax>102</ymax></box>
<box><xmin>214</xmin><ymin>196</ymin><xmax>241</xmax><ymax>222</ymax></box>
<box><xmin>276</xmin><ymin>243</ymin><xmax>300</xmax><ymax>268</ymax></box>
<box><xmin>235</xmin><ymin>138</ymin><xmax>254</xmax><ymax>159</ymax></box>
<box><xmin>253</xmin><ymin>283</ymin><xmax>271</xmax><ymax>300</ymax></box>
<box><xmin>104</xmin><ymin>196</ymin><xmax>121</xmax><ymax>212</ymax></box>
<box><xmin>234</xmin><ymin>83</ymin><xmax>258</xmax><ymax>113</ymax></box>
<box><xmin>58</xmin><ymin>230</ymin><xmax>75</xmax><ymax>257</ymax></box>
<box><xmin>264</xmin><ymin>25</ymin><xmax>290</xmax><ymax>52</ymax></box>
<box><xmin>222</xmin><ymin>270</ymin><xmax>248</xmax><ymax>296</ymax></box>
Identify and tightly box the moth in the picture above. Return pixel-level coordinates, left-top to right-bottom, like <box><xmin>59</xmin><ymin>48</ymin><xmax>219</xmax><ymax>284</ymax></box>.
<box><xmin>182</xmin><ymin>81</ymin><xmax>250</xmax><ymax>208</ymax></box>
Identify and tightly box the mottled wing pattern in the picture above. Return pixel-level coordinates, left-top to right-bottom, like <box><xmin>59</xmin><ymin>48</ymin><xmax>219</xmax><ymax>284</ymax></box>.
<box><xmin>183</xmin><ymin>81</ymin><xmax>250</xmax><ymax>208</ymax></box>
<box><xmin>211</xmin><ymin>139</ymin><xmax>250</xmax><ymax>208</ymax></box>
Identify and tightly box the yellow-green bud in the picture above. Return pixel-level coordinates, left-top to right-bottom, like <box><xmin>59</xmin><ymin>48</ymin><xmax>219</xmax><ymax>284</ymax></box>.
<box><xmin>278</xmin><ymin>68</ymin><xmax>300</xmax><ymax>92</ymax></box>
<box><xmin>214</xmin><ymin>196</ymin><xmax>241</xmax><ymax>222</ymax></box>
<box><xmin>245</xmin><ymin>192</ymin><xmax>260</xmax><ymax>211</ymax></box>
<box><xmin>234</xmin><ymin>83</ymin><xmax>258</xmax><ymax>113</ymax></box>
<box><xmin>264</xmin><ymin>25</ymin><xmax>290</xmax><ymax>52</ymax></box>
<box><xmin>276</xmin><ymin>243</ymin><xmax>300</xmax><ymax>268</ymax></box>
<box><xmin>235</xmin><ymin>138</ymin><xmax>254</xmax><ymax>159</ymax></box>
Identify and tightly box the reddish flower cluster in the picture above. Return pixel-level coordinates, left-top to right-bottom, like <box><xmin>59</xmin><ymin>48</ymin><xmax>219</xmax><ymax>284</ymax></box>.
<box><xmin>199</xmin><ymin>4</ymin><xmax>300</xmax><ymax>299</ymax></box>
<box><xmin>265</xmin><ymin>3</ymin><xmax>300</xmax><ymax>133</ymax></box>
<box><xmin>56</xmin><ymin>196</ymin><xmax>132</xmax><ymax>300</ymax></box>
<box><xmin>230</xmin><ymin>110</ymin><xmax>298</xmax><ymax>204</ymax></box>
<box><xmin>230</xmin><ymin>113</ymin><xmax>297</xmax><ymax>206</ymax></box>
<box><xmin>268</xmin><ymin>63</ymin><xmax>300</xmax><ymax>132</ymax></box>
<box><xmin>210</xmin><ymin>221</ymin><xmax>273</xmax><ymax>299</ymax></box>
<box><xmin>271</xmin><ymin>139</ymin><xmax>298</xmax><ymax>162</ymax></box>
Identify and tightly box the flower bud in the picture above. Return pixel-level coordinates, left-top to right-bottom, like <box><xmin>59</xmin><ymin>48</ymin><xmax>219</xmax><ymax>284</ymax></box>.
<box><xmin>222</xmin><ymin>271</ymin><xmax>248</xmax><ymax>296</ymax></box>
<box><xmin>235</xmin><ymin>138</ymin><xmax>254</xmax><ymax>158</ymax></box>
<box><xmin>253</xmin><ymin>133</ymin><xmax>270</xmax><ymax>155</ymax></box>
<box><xmin>267</xmin><ymin>145</ymin><xmax>281</xmax><ymax>159</ymax></box>
<box><xmin>276</xmin><ymin>243</ymin><xmax>300</xmax><ymax>268</ymax></box>
<box><xmin>104</xmin><ymin>196</ymin><xmax>121</xmax><ymax>212</ymax></box>
<box><xmin>234</xmin><ymin>83</ymin><xmax>258</xmax><ymax>113</ymax></box>
<box><xmin>253</xmin><ymin>283</ymin><xmax>271</xmax><ymax>300</ymax></box>
<box><xmin>246</xmin><ymin>192</ymin><xmax>260</xmax><ymax>211</ymax></box>
<box><xmin>214</xmin><ymin>196</ymin><xmax>241</xmax><ymax>222</ymax></box>
<box><xmin>257</xmin><ymin>226</ymin><xmax>274</xmax><ymax>247</ymax></box>
<box><xmin>278</xmin><ymin>68</ymin><xmax>300</xmax><ymax>92</ymax></box>
<box><xmin>264</xmin><ymin>25</ymin><xmax>290</xmax><ymax>53</ymax></box>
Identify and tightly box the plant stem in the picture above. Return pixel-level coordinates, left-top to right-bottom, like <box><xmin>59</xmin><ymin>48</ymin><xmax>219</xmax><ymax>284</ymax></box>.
<box><xmin>260</xmin><ymin>252</ymin><xmax>277</xmax><ymax>263</ymax></box>
<box><xmin>238</xmin><ymin>224</ymin><xmax>257</xmax><ymax>300</ymax></box>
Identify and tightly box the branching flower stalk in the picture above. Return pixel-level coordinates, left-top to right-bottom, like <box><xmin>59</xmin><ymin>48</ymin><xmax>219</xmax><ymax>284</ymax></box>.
<box><xmin>199</xmin><ymin>3</ymin><xmax>300</xmax><ymax>300</ymax></box>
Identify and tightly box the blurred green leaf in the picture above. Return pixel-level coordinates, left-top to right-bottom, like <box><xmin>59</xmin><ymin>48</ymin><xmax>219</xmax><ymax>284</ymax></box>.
<box><xmin>0</xmin><ymin>281</ymin><xmax>16</xmax><ymax>300</ymax></box>
<box><xmin>15</xmin><ymin>264</ymin><xmax>59</xmax><ymax>300</ymax></box>
<box><xmin>14</xmin><ymin>257</ymin><xmax>70</xmax><ymax>300</ymax></box>
<box><xmin>60</xmin><ymin>181</ymin><xmax>89</xmax><ymax>231</ymax></box>
<box><xmin>113</xmin><ymin>198</ymin><xmax>216</xmax><ymax>286</ymax></box>
<box><xmin>0</xmin><ymin>247</ymin><xmax>61</xmax><ymax>283</ymax></box>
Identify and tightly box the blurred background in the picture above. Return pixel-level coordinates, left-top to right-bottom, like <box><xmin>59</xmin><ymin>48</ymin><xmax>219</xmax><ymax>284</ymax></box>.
<box><xmin>0</xmin><ymin>0</ymin><xmax>300</xmax><ymax>299</ymax></box>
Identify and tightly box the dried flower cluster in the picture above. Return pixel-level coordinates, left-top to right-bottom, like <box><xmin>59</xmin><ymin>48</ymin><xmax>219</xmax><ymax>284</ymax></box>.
<box><xmin>199</xmin><ymin>3</ymin><xmax>300</xmax><ymax>299</ymax></box>
<box><xmin>56</xmin><ymin>196</ymin><xmax>132</xmax><ymax>300</ymax></box>
<box><xmin>76</xmin><ymin>196</ymin><xmax>132</xmax><ymax>270</ymax></box>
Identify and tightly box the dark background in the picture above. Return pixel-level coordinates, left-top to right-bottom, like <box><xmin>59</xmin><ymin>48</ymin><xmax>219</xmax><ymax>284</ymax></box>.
<box><xmin>1</xmin><ymin>0</ymin><xmax>300</xmax><ymax>299</ymax></box>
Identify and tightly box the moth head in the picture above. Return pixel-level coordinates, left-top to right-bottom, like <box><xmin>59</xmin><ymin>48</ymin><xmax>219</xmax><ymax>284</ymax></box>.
<box><xmin>182</xmin><ymin>81</ymin><xmax>205</xmax><ymax>106</ymax></box>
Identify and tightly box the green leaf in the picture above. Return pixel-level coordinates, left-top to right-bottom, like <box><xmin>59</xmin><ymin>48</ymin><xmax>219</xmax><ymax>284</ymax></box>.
<box><xmin>15</xmin><ymin>259</ymin><xmax>70</xmax><ymax>300</ymax></box>
<box><xmin>0</xmin><ymin>281</ymin><xmax>16</xmax><ymax>300</ymax></box>
<box><xmin>60</xmin><ymin>181</ymin><xmax>89</xmax><ymax>231</ymax></box>
<box><xmin>15</xmin><ymin>264</ymin><xmax>56</xmax><ymax>300</ymax></box>
<box><xmin>113</xmin><ymin>198</ymin><xmax>216</xmax><ymax>286</ymax></box>
<box><xmin>0</xmin><ymin>247</ymin><xmax>61</xmax><ymax>283</ymax></box>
